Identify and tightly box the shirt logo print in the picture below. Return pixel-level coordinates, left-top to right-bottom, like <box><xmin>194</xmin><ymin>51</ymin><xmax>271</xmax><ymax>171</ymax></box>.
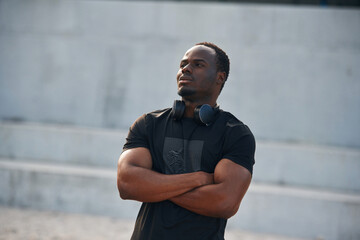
<box><xmin>166</xmin><ymin>149</ymin><xmax>185</xmax><ymax>174</ymax></box>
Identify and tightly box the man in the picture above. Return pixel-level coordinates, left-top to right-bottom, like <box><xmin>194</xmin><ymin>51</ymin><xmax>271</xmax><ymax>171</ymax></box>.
<box><xmin>117</xmin><ymin>42</ymin><xmax>255</xmax><ymax>240</ymax></box>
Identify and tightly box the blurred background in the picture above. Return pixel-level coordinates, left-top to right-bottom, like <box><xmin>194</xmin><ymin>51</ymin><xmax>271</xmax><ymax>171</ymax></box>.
<box><xmin>0</xmin><ymin>0</ymin><xmax>359</xmax><ymax>239</ymax></box>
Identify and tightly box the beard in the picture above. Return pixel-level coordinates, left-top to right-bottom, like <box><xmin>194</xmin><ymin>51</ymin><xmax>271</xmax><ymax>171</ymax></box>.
<box><xmin>177</xmin><ymin>86</ymin><xmax>196</xmax><ymax>97</ymax></box>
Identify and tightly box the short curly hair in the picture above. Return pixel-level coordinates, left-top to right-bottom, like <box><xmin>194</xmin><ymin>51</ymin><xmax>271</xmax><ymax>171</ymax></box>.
<box><xmin>195</xmin><ymin>42</ymin><xmax>230</xmax><ymax>91</ymax></box>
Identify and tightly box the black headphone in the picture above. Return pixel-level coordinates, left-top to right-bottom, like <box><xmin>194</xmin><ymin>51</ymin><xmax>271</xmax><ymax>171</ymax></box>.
<box><xmin>171</xmin><ymin>100</ymin><xmax>220</xmax><ymax>126</ymax></box>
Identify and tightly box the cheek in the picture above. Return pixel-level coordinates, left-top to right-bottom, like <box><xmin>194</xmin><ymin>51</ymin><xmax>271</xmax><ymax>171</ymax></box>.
<box><xmin>176</xmin><ymin>70</ymin><xmax>182</xmax><ymax>81</ymax></box>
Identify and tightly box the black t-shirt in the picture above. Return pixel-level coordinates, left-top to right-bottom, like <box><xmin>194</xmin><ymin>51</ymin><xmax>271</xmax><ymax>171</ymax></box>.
<box><xmin>123</xmin><ymin>108</ymin><xmax>255</xmax><ymax>240</ymax></box>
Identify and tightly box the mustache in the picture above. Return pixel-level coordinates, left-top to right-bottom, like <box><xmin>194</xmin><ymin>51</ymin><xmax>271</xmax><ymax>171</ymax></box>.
<box><xmin>178</xmin><ymin>75</ymin><xmax>193</xmax><ymax>81</ymax></box>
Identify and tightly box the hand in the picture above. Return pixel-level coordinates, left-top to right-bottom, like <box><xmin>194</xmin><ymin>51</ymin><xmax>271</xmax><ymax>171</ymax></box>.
<box><xmin>196</xmin><ymin>171</ymin><xmax>214</xmax><ymax>186</ymax></box>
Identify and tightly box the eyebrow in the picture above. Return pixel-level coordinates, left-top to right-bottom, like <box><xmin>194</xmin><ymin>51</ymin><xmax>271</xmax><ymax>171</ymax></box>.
<box><xmin>193</xmin><ymin>59</ymin><xmax>207</xmax><ymax>63</ymax></box>
<box><xmin>180</xmin><ymin>58</ymin><xmax>207</xmax><ymax>64</ymax></box>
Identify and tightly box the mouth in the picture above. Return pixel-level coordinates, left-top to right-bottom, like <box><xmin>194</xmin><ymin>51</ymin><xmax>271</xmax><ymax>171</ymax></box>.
<box><xmin>178</xmin><ymin>76</ymin><xmax>193</xmax><ymax>84</ymax></box>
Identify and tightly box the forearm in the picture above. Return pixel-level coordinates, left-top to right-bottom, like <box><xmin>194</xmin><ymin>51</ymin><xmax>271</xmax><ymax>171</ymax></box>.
<box><xmin>170</xmin><ymin>183</ymin><xmax>237</xmax><ymax>219</ymax></box>
<box><xmin>118</xmin><ymin>164</ymin><xmax>212</xmax><ymax>203</ymax></box>
<box><xmin>170</xmin><ymin>159</ymin><xmax>252</xmax><ymax>219</ymax></box>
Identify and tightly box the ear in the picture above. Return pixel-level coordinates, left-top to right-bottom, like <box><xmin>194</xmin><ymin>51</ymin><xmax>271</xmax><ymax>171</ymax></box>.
<box><xmin>216</xmin><ymin>72</ymin><xmax>226</xmax><ymax>85</ymax></box>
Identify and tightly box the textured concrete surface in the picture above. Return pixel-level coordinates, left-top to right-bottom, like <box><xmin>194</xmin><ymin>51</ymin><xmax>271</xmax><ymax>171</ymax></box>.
<box><xmin>1</xmin><ymin>122</ymin><xmax>360</xmax><ymax>192</ymax></box>
<box><xmin>1</xmin><ymin>157</ymin><xmax>359</xmax><ymax>240</ymax></box>
<box><xmin>0</xmin><ymin>206</ymin><xmax>311</xmax><ymax>240</ymax></box>
<box><xmin>1</xmin><ymin>1</ymin><xmax>360</xmax><ymax>239</ymax></box>
<box><xmin>0</xmin><ymin>0</ymin><xmax>359</xmax><ymax>148</ymax></box>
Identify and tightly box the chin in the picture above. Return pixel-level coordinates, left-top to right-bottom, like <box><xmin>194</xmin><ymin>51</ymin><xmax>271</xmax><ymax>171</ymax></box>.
<box><xmin>178</xmin><ymin>88</ymin><xmax>196</xmax><ymax>97</ymax></box>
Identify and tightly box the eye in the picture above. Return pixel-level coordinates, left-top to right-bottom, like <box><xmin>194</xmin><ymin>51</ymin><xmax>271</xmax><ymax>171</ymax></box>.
<box><xmin>194</xmin><ymin>60</ymin><xmax>205</xmax><ymax>68</ymax></box>
<box><xmin>180</xmin><ymin>62</ymin><xmax>187</xmax><ymax>68</ymax></box>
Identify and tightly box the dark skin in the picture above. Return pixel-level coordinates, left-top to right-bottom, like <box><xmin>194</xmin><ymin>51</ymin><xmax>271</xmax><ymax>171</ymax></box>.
<box><xmin>117</xmin><ymin>45</ymin><xmax>252</xmax><ymax>219</ymax></box>
<box><xmin>176</xmin><ymin>45</ymin><xmax>223</xmax><ymax>117</ymax></box>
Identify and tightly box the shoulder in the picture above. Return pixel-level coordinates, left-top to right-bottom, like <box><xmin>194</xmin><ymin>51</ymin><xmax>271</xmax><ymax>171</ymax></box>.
<box><xmin>133</xmin><ymin>108</ymin><xmax>172</xmax><ymax>124</ymax></box>
<box><xmin>217</xmin><ymin>110</ymin><xmax>256</xmax><ymax>151</ymax></box>
<box><xmin>130</xmin><ymin>108</ymin><xmax>173</xmax><ymax>133</ymax></box>
<box><xmin>218</xmin><ymin>110</ymin><xmax>256</xmax><ymax>174</ymax></box>
<box><xmin>124</xmin><ymin>108</ymin><xmax>172</xmax><ymax>151</ymax></box>
<box><xmin>218</xmin><ymin>110</ymin><xmax>253</xmax><ymax>136</ymax></box>
<box><xmin>139</xmin><ymin>108</ymin><xmax>173</xmax><ymax>125</ymax></box>
<box><xmin>146</xmin><ymin>108</ymin><xmax>172</xmax><ymax>119</ymax></box>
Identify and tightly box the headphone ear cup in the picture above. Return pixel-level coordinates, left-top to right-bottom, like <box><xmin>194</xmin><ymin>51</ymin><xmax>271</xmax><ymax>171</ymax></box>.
<box><xmin>194</xmin><ymin>104</ymin><xmax>218</xmax><ymax>126</ymax></box>
<box><xmin>172</xmin><ymin>100</ymin><xmax>185</xmax><ymax>120</ymax></box>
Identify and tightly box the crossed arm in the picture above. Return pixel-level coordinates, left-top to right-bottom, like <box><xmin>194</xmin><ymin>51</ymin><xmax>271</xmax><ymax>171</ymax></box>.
<box><xmin>117</xmin><ymin>147</ymin><xmax>252</xmax><ymax>219</ymax></box>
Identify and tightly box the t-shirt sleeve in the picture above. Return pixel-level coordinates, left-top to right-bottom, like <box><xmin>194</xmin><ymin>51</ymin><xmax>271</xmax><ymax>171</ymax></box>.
<box><xmin>123</xmin><ymin>114</ymin><xmax>149</xmax><ymax>151</ymax></box>
<box><xmin>222</xmin><ymin>124</ymin><xmax>256</xmax><ymax>175</ymax></box>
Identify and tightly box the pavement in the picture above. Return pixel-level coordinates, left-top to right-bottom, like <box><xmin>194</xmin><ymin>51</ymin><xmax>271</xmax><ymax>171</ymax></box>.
<box><xmin>0</xmin><ymin>206</ymin><xmax>310</xmax><ymax>240</ymax></box>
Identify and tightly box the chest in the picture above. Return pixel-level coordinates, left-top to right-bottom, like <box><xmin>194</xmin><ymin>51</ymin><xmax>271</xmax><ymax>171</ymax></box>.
<box><xmin>150</xmin><ymin>118</ymin><xmax>224</xmax><ymax>174</ymax></box>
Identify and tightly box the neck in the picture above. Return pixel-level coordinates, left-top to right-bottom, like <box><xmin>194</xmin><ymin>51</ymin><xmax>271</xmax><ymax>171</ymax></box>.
<box><xmin>182</xmin><ymin>98</ymin><xmax>217</xmax><ymax>118</ymax></box>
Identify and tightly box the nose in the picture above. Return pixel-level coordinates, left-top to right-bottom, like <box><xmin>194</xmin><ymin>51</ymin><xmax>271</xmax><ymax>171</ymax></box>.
<box><xmin>181</xmin><ymin>63</ymin><xmax>192</xmax><ymax>74</ymax></box>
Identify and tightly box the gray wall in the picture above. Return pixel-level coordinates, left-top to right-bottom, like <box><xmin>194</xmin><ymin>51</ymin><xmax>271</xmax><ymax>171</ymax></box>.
<box><xmin>1</xmin><ymin>1</ymin><xmax>360</xmax><ymax>238</ymax></box>
<box><xmin>1</xmin><ymin>1</ymin><xmax>359</xmax><ymax>149</ymax></box>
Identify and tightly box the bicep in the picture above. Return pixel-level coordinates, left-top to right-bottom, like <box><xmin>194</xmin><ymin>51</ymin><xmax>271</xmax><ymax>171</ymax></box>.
<box><xmin>214</xmin><ymin>158</ymin><xmax>252</xmax><ymax>204</ymax></box>
<box><xmin>117</xmin><ymin>147</ymin><xmax>152</xmax><ymax>199</ymax></box>
<box><xmin>118</xmin><ymin>147</ymin><xmax>152</xmax><ymax>171</ymax></box>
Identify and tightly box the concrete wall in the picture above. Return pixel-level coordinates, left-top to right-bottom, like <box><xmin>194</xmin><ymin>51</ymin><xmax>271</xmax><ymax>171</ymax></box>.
<box><xmin>1</xmin><ymin>122</ymin><xmax>360</xmax><ymax>239</ymax></box>
<box><xmin>1</xmin><ymin>1</ymin><xmax>360</xmax><ymax>238</ymax></box>
<box><xmin>1</xmin><ymin>157</ymin><xmax>359</xmax><ymax>240</ymax></box>
<box><xmin>0</xmin><ymin>0</ymin><xmax>359</xmax><ymax>148</ymax></box>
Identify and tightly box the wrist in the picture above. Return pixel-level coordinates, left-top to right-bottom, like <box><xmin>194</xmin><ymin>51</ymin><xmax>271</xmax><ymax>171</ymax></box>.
<box><xmin>193</xmin><ymin>171</ymin><xmax>213</xmax><ymax>187</ymax></box>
